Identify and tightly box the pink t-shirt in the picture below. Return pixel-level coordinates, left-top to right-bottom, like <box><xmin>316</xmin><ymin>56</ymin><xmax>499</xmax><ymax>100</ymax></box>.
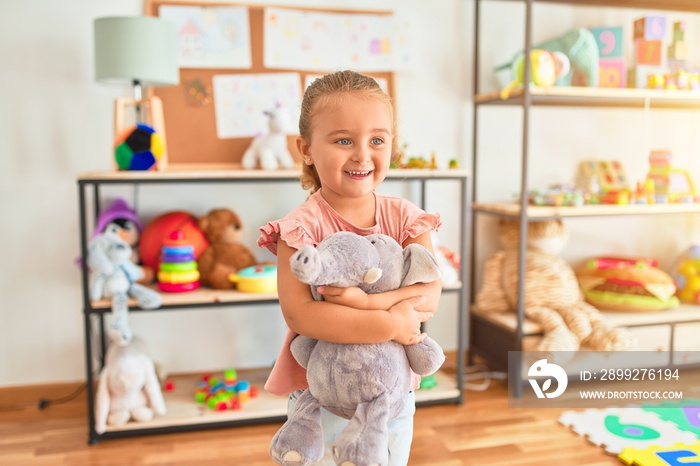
<box><xmin>258</xmin><ymin>190</ymin><xmax>441</xmax><ymax>396</ymax></box>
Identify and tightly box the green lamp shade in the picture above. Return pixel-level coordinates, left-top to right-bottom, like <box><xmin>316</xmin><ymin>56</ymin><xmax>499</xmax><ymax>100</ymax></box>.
<box><xmin>94</xmin><ymin>16</ymin><xmax>179</xmax><ymax>86</ymax></box>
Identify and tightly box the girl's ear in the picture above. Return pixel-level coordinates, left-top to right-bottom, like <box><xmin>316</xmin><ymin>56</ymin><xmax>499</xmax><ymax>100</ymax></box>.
<box><xmin>296</xmin><ymin>136</ymin><xmax>312</xmax><ymax>165</ymax></box>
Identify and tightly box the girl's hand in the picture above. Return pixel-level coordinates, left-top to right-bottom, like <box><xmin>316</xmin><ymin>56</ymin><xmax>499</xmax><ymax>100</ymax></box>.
<box><xmin>388</xmin><ymin>296</ymin><xmax>433</xmax><ymax>345</ymax></box>
<box><xmin>317</xmin><ymin>286</ymin><xmax>370</xmax><ymax>309</ymax></box>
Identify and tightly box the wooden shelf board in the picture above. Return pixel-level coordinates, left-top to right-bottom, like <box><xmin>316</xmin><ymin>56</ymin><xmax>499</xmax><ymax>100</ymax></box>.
<box><xmin>78</xmin><ymin>167</ymin><xmax>469</xmax><ymax>183</ymax></box>
<box><xmin>91</xmin><ymin>283</ymin><xmax>463</xmax><ymax>310</ymax></box>
<box><xmin>102</xmin><ymin>368</ymin><xmax>285</xmax><ymax>432</ymax></box>
<box><xmin>101</xmin><ymin>368</ymin><xmax>459</xmax><ymax>433</ymax></box>
<box><xmin>474</xmin><ymin>201</ymin><xmax>700</xmax><ymax>218</ymax></box>
<box><xmin>472</xmin><ymin>303</ymin><xmax>700</xmax><ymax>336</ymax></box>
<box><xmin>484</xmin><ymin>0</ymin><xmax>700</xmax><ymax>13</ymax></box>
<box><xmin>90</xmin><ymin>286</ymin><xmax>278</xmax><ymax>310</ymax></box>
<box><xmin>475</xmin><ymin>86</ymin><xmax>700</xmax><ymax>109</ymax></box>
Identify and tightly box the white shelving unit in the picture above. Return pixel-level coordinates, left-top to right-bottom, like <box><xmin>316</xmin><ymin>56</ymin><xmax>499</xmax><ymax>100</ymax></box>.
<box><xmin>469</xmin><ymin>0</ymin><xmax>700</xmax><ymax>380</ymax></box>
<box><xmin>77</xmin><ymin>167</ymin><xmax>469</xmax><ymax>443</ymax></box>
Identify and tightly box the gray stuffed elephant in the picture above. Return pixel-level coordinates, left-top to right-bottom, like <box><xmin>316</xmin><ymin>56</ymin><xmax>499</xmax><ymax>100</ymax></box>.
<box><xmin>270</xmin><ymin>231</ymin><xmax>445</xmax><ymax>466</ymax></box>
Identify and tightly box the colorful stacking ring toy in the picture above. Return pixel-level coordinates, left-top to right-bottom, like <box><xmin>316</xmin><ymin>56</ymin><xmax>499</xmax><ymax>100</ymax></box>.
<box><xmin>157</xmin><ymin>230</ymin><xmax>201</xmax><ymax>293</ymax></box>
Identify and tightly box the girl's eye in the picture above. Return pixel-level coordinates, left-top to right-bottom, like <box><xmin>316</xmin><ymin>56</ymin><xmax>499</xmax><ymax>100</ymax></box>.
<box><xmin>336</xmin><ymin>138</ymin><xmax>351</xmax><ymax>146</ymax></box>
<box><xmin>371</xmin><ymin>137</ymin><xmax>384</xmax><ymax>145</ymax></box>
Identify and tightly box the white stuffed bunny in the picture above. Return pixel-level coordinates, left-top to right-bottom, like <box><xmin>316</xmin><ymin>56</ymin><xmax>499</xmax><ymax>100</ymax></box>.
<box><xmin>241</xmin><ymin>106</ymin><xmax>295</xmax><ymax>170</ymax></box>
<box><xmin>95</xmin><ymin>337</ymin><xmax>166</xmax><ymax>434</ymax></box>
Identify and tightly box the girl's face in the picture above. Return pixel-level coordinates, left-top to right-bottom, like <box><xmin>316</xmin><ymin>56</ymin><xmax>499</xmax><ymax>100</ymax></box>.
<box><xmin>300</xmin><ymin>93</ymin><xmax>393</xmax><ymax>201</ymax></box>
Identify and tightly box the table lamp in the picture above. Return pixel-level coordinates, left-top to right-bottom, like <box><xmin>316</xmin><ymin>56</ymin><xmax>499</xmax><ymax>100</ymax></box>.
<box><xmin>94</xmin><ymin>16</ymin><xmax>179</xmax><ymax>169</ymax></box>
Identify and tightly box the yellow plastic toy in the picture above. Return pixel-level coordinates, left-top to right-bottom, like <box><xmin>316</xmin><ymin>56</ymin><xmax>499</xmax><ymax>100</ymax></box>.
<box><xmin>672</xmin><ymin>245</ymin><xmax>700</xmax><ymax>303</ymax></box>
<box><xmin>228</xmin><ymin>265</ymin><xmax>277</xmax><ymax>293</ymax></box>
<box><xmin>647</xmin><ymin>149</ymin><xmax>697</xmax><ymax>203</ymax></box>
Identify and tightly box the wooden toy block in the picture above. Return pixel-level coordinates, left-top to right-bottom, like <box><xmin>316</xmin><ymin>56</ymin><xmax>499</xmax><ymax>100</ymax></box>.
<box><xmin>673</xmin><ymin>20</ymin><xmax>686</xmax><ymax>42</ymax></box>
<box><xmin>619</xmin><ymin>442</ymin><xmax>700</xmax><ymax>466</ymax></box>
<box><xmin>628</xmin><ymin>65</ymin><xmax>666</xmax><ymax>88</ymax></box>
<box><xmin>576</xmin><ymin>160</ymin><xmax>629</xmax><ymax>191</ymax></box>
<box><xmin>592</xmin><ymin>26</ymin><xmax>624</xmax><ymax>58</ymax></box>
<box><xmin>635</xmin><ymin>40</ymin><xmax>663</xmax><ymax>66</ymax></box>
<box><xmin>668</xmin><ymin>41</ymin><xmax>689</xmax><ymax>60</ymax></box>
<box><xmin>634</xmin><ymin>16</ymin><xmax>666</xmax><ymax>41</ymax></box>
<box><xmin>599</xmin><ymin>58</ymin><xmax>626</xmax><ymax>88</ymax></box>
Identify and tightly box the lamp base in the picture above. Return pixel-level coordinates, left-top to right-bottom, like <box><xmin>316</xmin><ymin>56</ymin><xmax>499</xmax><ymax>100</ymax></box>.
<box><xmin>114</xmin><ymin>96</ymin><xmax>168</xmax><ymax>170</ymax></box>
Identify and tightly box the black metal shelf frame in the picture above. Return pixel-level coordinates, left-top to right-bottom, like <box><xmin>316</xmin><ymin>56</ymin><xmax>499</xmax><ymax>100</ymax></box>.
<box><xmin>469</xmin><ymin>0</ymin><xmax>700</xmax><ymax>397</ymax></box>
<box><xmin>77</xmin><ymin>170</ymin><xmax>470</xmax><ymax>444</ymax></box>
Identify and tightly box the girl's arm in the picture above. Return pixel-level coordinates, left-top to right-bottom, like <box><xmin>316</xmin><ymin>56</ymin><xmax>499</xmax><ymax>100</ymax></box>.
<box><xmin>318</xmin><ymin>231</ymin><xmax>442</xmax><ymax>314</ymax></box>
<box><xmin>277</xmin><ymin>238</ymin><xmax>431</xmax><ymax>345</ymax></box>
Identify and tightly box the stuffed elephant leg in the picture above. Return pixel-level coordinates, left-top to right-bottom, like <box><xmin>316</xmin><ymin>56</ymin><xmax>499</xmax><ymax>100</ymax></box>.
<box><xmin>332</xmin><ymin>391</ymin><xmax>390</xmax><ymax>466</ymax></box>
<box><xmin>404</xmin><ymin>336</ymin><xmax>445</xmax><ymax>377</ymax></box>
<box><xmin>108</xmin><ymin>291</ymin><xmax>133</xmax><ymax>346</ymax></box>
<box><xmin>271</xmin><ymin>389</ymin><xmax>324</xmax><ymax>466</ymax></box>
<box><xmin>129</xmin><ymin>283</ymin><xmax>162</xmax><ymax>310</ymax></box>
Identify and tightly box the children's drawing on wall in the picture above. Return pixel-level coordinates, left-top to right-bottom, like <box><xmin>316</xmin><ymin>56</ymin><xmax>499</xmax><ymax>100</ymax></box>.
<box><xmin>264</xmin><ymin>7</ymin><xmax>412</xmax><ymax>72</ymax></box>
<box><xmin>212</xmin><ymin>73</ymin><xmax>302</xmax><ymax>139</ymax></box>
<box><xmin>159</xmin><ymin>5</ymin><xmax>252</xmax><ymax>69</ymax></box>
<box><xmin>304</xmin><ymin>74</ymin><xmax>389</xmax><ymax>94</ymax></box>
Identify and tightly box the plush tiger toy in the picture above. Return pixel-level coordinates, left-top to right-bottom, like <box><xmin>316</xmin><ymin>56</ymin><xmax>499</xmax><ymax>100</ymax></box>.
<box><xmin>476</xmin><ymin>219</ymin><xmax>636</xmax><ymax>354</ymax></box>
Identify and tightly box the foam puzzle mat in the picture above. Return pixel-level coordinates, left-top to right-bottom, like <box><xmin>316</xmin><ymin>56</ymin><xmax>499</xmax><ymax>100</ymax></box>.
<box><xmin>618</xmin><ymin>441</ymin><xmax>700</xmax><ymax>465</ymax></box>
<box><xmin>642</xmin><ymin>399</ymin><xmax>700</xmax><ymax>438</ymax></box>
<box><xmin>558</xmin><ymin>408</ymin><xmax>697</xmax><ymax>455</ymax></box>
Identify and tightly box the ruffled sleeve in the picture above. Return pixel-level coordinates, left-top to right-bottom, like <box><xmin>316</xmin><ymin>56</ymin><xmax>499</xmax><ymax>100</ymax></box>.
<box><xmin>258</xmin><ymin>218</ymin><xmax>315</xmax><ymax>255</ymax></box>
<box><xmin>400</xmin><ymin>212</ymin><xmax>442</xmax><ymax>245</ymax></box>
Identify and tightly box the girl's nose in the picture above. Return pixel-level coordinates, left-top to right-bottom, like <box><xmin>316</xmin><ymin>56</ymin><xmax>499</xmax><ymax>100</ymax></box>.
<box><xmin>352</xmin><ymin>145</ymin><xmax>371</xmax><ymax>163</ymax></box>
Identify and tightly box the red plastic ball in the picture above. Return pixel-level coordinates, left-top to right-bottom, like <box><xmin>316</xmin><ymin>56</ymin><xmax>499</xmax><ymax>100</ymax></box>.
<box><xmin>139</xmin><ymin>211</ymin><xmax>208</xmax><ymax>269</ymax></box>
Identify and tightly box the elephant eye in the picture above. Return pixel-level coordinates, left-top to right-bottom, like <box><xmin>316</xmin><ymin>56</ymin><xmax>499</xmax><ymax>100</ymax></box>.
<box><xmin>371</xmin><ymin>240</ymin><xmax>376</xmax><ymax>244</ymax></box>
<box><xmin>303</xmin><ymin>257</ymin><xmax>308</xmax><ymax>264</ymax></box>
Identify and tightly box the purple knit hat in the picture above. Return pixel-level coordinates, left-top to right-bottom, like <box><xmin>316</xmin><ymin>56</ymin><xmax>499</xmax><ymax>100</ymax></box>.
<box><xmin>94</xmin><ymin>198</ymin><xmax>143</xmax><ymax>237</ymax></box>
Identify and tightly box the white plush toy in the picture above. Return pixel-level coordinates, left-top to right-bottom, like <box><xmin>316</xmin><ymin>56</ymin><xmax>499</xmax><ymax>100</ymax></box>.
<box><xmin>87</xmin><ymin>228</ymin><xmax>162</xmax><ymax>346</ymax></box>
<box><xmin>241</xmin><ymin>106</ymin><xmax>295</xmax><ymax>170</ymax></box>
<box><xmin>95</xmin><ymin>337</ymin><xmax>166</xmax><ymax>434</ymax></box>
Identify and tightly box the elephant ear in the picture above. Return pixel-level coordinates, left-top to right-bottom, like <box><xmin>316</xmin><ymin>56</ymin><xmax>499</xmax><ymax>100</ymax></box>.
<box><xmin>401</xmin><ymin>244</ymin><xmax>442</xmax><ymax>287</ymax></box>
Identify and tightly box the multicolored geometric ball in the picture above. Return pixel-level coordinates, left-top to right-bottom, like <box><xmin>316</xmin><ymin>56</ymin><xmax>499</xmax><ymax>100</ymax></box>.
<box><xmin>114</xmin><ymin>123</ymin><xmax>163</xmax><ymax>171</ymax></box>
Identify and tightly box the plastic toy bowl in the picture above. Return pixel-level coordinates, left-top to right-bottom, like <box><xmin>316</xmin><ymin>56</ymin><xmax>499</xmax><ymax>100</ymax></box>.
<box><xmin>228</xmin><ymin>265</ymin><xmax>277</xmax><ymax>293</ymax></box>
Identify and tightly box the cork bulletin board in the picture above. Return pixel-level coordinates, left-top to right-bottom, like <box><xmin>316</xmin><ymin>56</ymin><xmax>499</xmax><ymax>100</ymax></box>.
<box><xmin>144</xmin><ymin>0</ymin><xmax>396</xmax><ymax>168</ymax></box>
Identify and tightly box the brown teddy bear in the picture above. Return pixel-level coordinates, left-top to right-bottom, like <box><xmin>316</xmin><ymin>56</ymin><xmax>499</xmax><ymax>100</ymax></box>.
<box><xmin>475</xmin><ymin>218</ymin><xmax>636</xmax><ymax>354</ymax></box>
<box><xmin>196</xmin><ymin>208</ymin><xmax>258</xmax><ymax>290</ymax></box>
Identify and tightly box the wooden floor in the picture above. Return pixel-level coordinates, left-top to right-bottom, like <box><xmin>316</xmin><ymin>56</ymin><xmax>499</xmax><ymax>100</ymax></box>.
<box><xmin>0</xmin><ymin>378</ymin><xmax>622</xmax><ymax>466</ymax></box>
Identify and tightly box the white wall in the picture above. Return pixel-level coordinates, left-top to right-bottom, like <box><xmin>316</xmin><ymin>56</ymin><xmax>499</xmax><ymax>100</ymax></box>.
<box><xmin>0</xmin><ymin>0</ymin><xmax>471</xmax><ymax>386</ymax></box>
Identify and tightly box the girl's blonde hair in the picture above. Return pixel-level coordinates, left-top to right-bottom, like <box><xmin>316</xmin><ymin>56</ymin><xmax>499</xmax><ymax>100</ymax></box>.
<box><xmin>298</xmin><ymin>70</ymin><xmax>398</xmax><ymax>193</ymax></box>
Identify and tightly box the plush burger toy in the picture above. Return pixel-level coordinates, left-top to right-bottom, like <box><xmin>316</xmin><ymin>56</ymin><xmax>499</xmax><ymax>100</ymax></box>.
<box><xmin>577</xmin><ymin>257</ymin><xmax>680</xmax><ymax>312</ymax></box>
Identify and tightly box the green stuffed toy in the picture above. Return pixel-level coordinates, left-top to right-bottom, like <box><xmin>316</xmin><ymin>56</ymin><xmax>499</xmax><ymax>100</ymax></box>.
<box><xmin>497</xmin><ymin>27</ymin><xmax>599</xmax><ymax>88</ymax></box>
